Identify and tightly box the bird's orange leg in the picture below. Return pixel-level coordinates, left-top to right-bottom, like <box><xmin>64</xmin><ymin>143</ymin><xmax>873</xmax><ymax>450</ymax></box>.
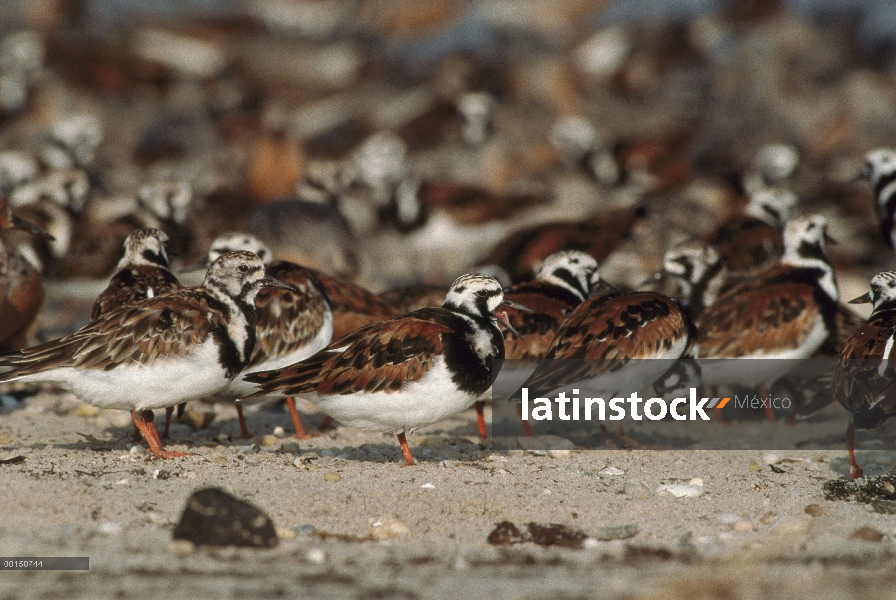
<box><xmin>847</xmin><ymin>423</ymin><xmax>864</xmax><ymax>479</ymax></box>
<box><xmin>131</xmin><ymin>409</ymin><xmax>191</xmax><ymax>459</ymax></box>
<box><xmin>284</xmin><ymin>397</ymin><xmax>310</xmax><ymax>440</ymax></box>
<box><xmin>516</xmin><ymin>402</ymin><xmax>534</xmax><ymax>436</ymax></box>
<box><xmin>759</xmin><ymin>386</ymin><xmax>776</xmax><ymax>422</ymax></box>
<box><xmin>235</xmin><ymin>403</ymin><xmax>253</xmax><ymax>439</ymax></box>
<box><xmin>475</xmin><ymin>400</ymin><xmax>488</xmax><ymax>441</ymax></box>
<box><xmin>397</xmin><ymin>432</ymin><xmax>415</xmax><ymax>467</ymax></box>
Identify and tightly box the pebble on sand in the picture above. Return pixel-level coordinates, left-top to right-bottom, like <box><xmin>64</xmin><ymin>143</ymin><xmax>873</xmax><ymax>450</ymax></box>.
<box><xmin>173</xmin><ymin>487</ymin><xmax>278</xmax><ymax>548</ymax></box>
<box><xmin>850</xmin><ymin>526</ymin><xmax>885</xmax><ymax>542</ymax></box>
<box><xmin>370</xmin><ymin>516</ymin><xmax>410</xmax><ymax>540</ymax></box>
<box><xmin>656</xmin><ymin>484</ymin><xmax>705</xmax><ymax>498</ymax></box>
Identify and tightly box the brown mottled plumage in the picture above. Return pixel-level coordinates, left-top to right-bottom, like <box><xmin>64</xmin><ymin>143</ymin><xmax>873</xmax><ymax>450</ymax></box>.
<box><xmin>707</xmin><ymin>188</ymin><xmax>796</xmax><ymax>274</ymax></box>
<box><xmin>91</xmin><ymin>228</ymin><xmax>180</xmax><ymax>319</ymax></box>
<box><xmin>0</xmin><ymin>252</ymin><xmax>295</xmax><ymax>459</ymax></box>
<box><xmin>0</xmin><ymin>197</ymin><xmax>54</xmax><ymax>351</ymax></box>
<box><xmin>312</xmin><ymin>270</ymin><xmax>396</xmax><ymax>339</ymax></box>
<box><xmin>698</xmin><ymin>216</ymin><xmax>837</xmax><ymax>360</ymax></box>
<box><xmin>522</xmin><ymin>291</ymin><xmax>689</xmax><ymax>396</ymax></box>
<box><xmin>250</xmin><ymin>261</ymin><xmax>331</xmax><ymax>368</ymax></box>
<box><xmin>832</xmin><ymin>271</ymin><xmax>896</xmax><ymax>479</ymax></box>
<box><xmin>501</xmin><ymin>250</ymin><xmax>599</xmax><ymax>361</ymax></box>
<box><xmin>244</xmin><ymin>274</ymin><xmax>525</xmax><ymax>466</ymax></box>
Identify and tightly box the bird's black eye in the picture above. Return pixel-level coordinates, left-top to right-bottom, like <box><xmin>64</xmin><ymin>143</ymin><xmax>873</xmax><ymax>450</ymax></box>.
<box><xmin>238</xmin><ymin>264</ymin><xmax>249</xmax><ymax>273</ymax></box>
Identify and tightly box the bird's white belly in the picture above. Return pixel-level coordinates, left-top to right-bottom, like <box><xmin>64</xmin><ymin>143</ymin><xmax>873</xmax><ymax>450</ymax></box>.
<box><xmin>302</xmin><ymin>358</ymin><xmax>478</xmax><ymax>433</ymax></box>
<box><xmin>22</xmin><ymin>340</ymin><xmax>231</xmax><ymax>411</ymax></box>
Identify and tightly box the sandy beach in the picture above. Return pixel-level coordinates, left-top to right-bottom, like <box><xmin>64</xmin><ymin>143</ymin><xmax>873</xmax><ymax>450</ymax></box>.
<box><xmin>2</xmin><ymin>385</ymin><xmax>896</xmax><ymax>599</ymax></box>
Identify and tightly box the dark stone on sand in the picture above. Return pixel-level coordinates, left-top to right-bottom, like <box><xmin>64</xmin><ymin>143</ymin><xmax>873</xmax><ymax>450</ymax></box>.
<box><xmin>823</xmin><ymin>476</ymin><xmax>896</xmax><ymax>503</ymax></box>
<box><xmin>173</xmin><ymin>487</ymin><xmax>278</xmax><ymax>548</ymax></box>
<box><xmin>487</xmin><ymin>521</ymin><xmax>590</xmax><ymax>548</ymax></box>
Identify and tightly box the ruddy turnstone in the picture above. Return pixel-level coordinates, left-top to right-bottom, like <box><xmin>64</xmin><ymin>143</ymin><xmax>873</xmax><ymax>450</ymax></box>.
<box><xmin>707</xmin><ymin>186</ymin><xmax>797</xmax><ymax>274</ymax></box>
<box><xmin>489</xmin><ymin>250</ymin><xmax>600</xmax><ymax>438</ymax></box>
<box><xmin>832</xmin><ymin>271</ymin><xmax>896</xmax><ymax>479</ymax></box>
<box><xmin>203</xmin><ymin>232</ymin><xmax>335</xmax><ymax>439</ymax></box>
<box><xmin>645</xmin><ymin>239</ymin><xmax>728</xmax><ymax>321</ymax></box>
<box><xmin>0</xmin><ymin>198</ymin><xmax>54</xmax><ymax>351</ymax></box>
<box><xmin>697</xmin><ymin>215</ymin><xmax>838</xmax><ymax>417</ymax></box>
<box><xmin>91</xmin><ymin>228</ymin><xmax>180</xmax><ymax>319</ymax></box>
<box><xmin>90</xmin><ymin>228</ymin><xmax>182</xmax><ymax>435</ymax></box>
<box><xmin>206</xmin><ymin>232</ymin><xmax>391</xmax><ymax>340</ymax></box>
<box><xmin>517</xmin><ymin>270</ymin><xmax>691</xmax><ymax>443</ymax></box>
<box><xmin>861</xmin><ymin>148</ymin><xmax>896</xmax><ymax>252</ymax></box>
<box><xmin>243</xmin><ymin>273</ymin><xmax>527</xmax><ymax>466</ymax></box>
<box><xmin>0</xmin><ymin>251</ymin><xmax>294</xmax><ymax>458</ymax></box>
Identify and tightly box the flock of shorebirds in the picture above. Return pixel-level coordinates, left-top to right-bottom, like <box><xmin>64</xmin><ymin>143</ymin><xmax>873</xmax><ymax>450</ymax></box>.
<box><xmin>2</xmin><ymin>129</ymin><xmax>896</xmax><ymax>478</ymax></box>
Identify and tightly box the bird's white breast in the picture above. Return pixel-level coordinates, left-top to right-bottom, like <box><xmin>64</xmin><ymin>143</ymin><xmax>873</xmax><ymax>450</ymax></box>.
<box><xmin>298</xmin><ymin>356</ymin><xmax>478</xmax><ymax>433</ymax></box>
<box><xmin>19</xmin><ymin>339</ymin><xmax>232</xmax><ymax>411</ymax></box>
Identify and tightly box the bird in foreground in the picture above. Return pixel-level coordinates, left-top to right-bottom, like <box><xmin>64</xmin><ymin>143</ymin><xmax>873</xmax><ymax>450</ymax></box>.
<box><xmin>243</xmin><ymin>273</ymin><xmax>528</xmax><ymax>466</ymax></box>
<box><xmin>203</xmin><ymin>232</ymin><xmax>335</xmax><ymax>439</ymax></box>
<box><xmin>697</xmin><ymin>215</ymin><xmax>838</xmax><ymax>420</ymax></box>
<box><xmin>495</xmin><ymin>250</ymin><xmax>601</xmax><ymax>437</ymax></box>
<box><xmin>0</xmin><ymin>197</ymin><xmax>55</xmax><ymax>351</ymax></box>
<box><xmin>91</xmin><ymin>227</ymin><xmax>183</xmax><ymax>436</ymax></box>
<box><xmin>517</xmin><ymin>268</ymin><xmax>691</xmax><ymax>445</ymax></box>
<box><xmin>0</xmin><ymin>251</ymin><xmax>294</xmax><ymax>458</ymax></box>
<box><xmin>832</xmin><ymin>271</ymin><xmax>896</xmax><ymax>479</ymax></box>
<box><xmin>862</xmin><ymin>148</ymin><xmax>896</xmax><ymax>252</ymax></box>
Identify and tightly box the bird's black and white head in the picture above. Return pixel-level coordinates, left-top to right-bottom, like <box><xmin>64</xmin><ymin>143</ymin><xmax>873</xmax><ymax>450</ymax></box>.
<box><xmin>849</xmin><ymin>271</ymin><xmax>896</xmax><ymax>315</ymax></box>
<box><xmin>207</xmin><ymin>232</ymin><xmax>273</xmax><ymax>265</ymax></box>
<box><xmin>203</xmin><ymin>251</ymin><xmax>293</xmax><ymax>305</ymax></box>
<box><xmin>782</xmin><ymin>215</ymin><xmax>838</xmax><ymax>301</ymax></box>
<box><xmin>863</xmin><ymin>149</ymin><xmax>896</xmax><ymax>191</ymax></box>
<box><xmin>118</xmin><ymin>228</ymin><xmax>171</xmax><ymax>270</ymax></box>
<box><xmin>662</xmin><ymin>240</ymin><xmax>725</xmax><ymax>307</ymax></box>
<box><xmin>744</xmin><ymin>187</ymin><xmax>797</xmax><ymax>227</ymax></box>
<box><xmin>444</xmin><ymin>273</ymin><xmax>528</xmax><ymax>337</ymax></box>
<box><xmin>138</xmin><ymin>181</ymin><xmax>192</xmax><ymax>225</ymax></box>
<box><xmin>535</xmin><ymin>250</ymin><xmax>599</xmax><ymax>302</ymax></box>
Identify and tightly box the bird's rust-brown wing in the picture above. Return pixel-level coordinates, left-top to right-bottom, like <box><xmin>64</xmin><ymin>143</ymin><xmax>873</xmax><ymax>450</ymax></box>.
<box><xmin>243</xmin><ymin>314</ymin><xmax>452</xmax><ymax>398</ymax></box>
<box><xmin>523</xmin><ymin>292</ymin><xmax>686</xmax><ymax>393</ymax></box>
<box><xmin>0</xmin><ymin>289</ymin><xmax>220</xmax><ymax>376</ymax></box>
<box><xmin>310</xmin><ymin>270</ymin><xmax>396</xmax><ymax>339</ymax></box>
<box><xmin>697</xmin><ymin>278</ymin><xmax>820</xmax><ymax>358</ymax></box>
<box><xmin>709</xmin><ymin>216</ymin><xmax>782</xmax><ymax>273</ymax></box>
<box><xmin>91</xmin><ymin>265</ymin><xmax>182</xmax><ymax>319</ymax></box>
<box><xmin>483</xmin><ymin>206</ymin><xmax>646</xmax><ymax>281</ymax></box>
<box><xmin>250</xmin><ymin>262</ymin><xmax>331</xmax><ymax>366</ymax></box>
<box><xmin>502</xmin><ymin>285</ymin><xmax>578</xmax><ymax>360</ymax></box>
<box><xmin>832</xmin><ymin>312</ymin><xmax>896</xmax><ymax>415</ymax></box>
